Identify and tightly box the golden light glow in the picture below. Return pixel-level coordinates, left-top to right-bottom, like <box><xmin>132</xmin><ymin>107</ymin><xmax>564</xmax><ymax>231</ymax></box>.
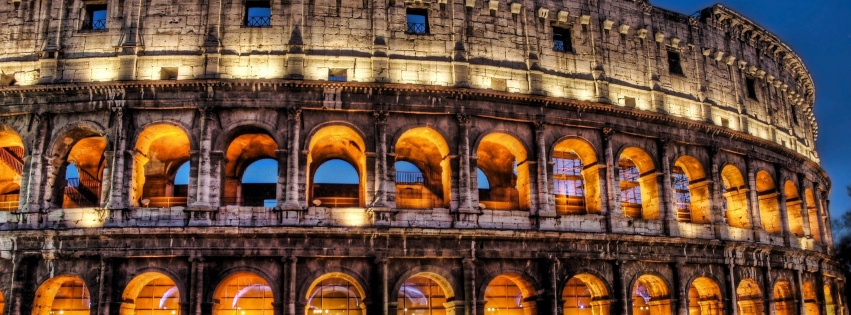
<box><xmin>32</xmin><ymin>275</ymin><xmax>91</xmax><ymax>315</ymax></box>
<box><xmin>121</xmin><ymin>272</ymin><xmax>180</xmax><ymax>315</ymax></box>
<box><xmin>213</xmin><ymin>272</ymin><xmax>273</xmax><ymax>315</ymax></box>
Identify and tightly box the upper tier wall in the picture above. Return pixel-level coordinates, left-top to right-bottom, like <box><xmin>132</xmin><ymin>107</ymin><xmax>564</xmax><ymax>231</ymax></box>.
<box><xmin>0</xmin><ymin>0</ymin><xmax>818</xmax><ymax>162</ymax></box>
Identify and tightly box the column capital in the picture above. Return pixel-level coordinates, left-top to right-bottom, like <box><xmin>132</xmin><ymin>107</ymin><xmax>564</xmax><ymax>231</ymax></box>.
<box><xmin>456</xmin><ymin>113</ymin><xmax>472</xmax><ymax>125</ymax></box>
<box><xmin>373</xmin><ymin>110</ymin><xmax>390</xmax><ymax>125</ymax></box>
<box><xmin>602</xmin><ymin>127</ymin><xmax>616</xmax><ymax>141</ymax></box>
<box><xmin>286</xmin><ymin>107</ymin><xmax>302</xmax><ymax>121</ymax></box>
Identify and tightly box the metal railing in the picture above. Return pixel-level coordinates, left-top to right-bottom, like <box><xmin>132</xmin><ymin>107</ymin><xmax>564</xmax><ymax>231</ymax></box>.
<box><xmin>315</xmin><ymin>197</ymin><xmax>358</xmax><ymax>208</ymax></box>
<box><xmin>0</xmin><ymin>147</ymin><xmax>23</xmax><ymax>175</ymax></box>
<box><xmin>246</xmin><ymin>16</ymin><xmax>271</xmax><ymax>27</ymax></box>
<box><xmin>0</xmin><ymin>194</ymin><xmax>18</xmax><ymax>211</ymax></box>
<box><xmin>396</xmin><ymin>171</ymin><xmax>424</xmax><ymax>184</ymax></box>
<box><xmin>553</xmin><ymin>40</ymin><xmax>566</xmax><ymax>52</ymax></box>
<box><xmin>406</xmin><ymin>22</ymin><xmax>427</xmax><ymax>34</ymax></box>
<box><xmin>144</xmin><ymin>197</ymin><xmax>188</xmax><ymax>208</ymax></box>
<box><xmin>81</xmin><ymin>19</ymin><xmax>107</xmax><ymax>30</ymax></box>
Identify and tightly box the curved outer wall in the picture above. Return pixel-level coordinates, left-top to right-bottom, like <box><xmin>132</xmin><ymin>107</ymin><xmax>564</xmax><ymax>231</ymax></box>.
<box><xmin>0</xmin><ymin>0</ymin><xmax>842</xmax><ymax>315</ymax></box>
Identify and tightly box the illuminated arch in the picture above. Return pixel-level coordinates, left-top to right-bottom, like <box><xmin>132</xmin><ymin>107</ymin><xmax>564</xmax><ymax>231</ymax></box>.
<box><xmin>307</xmin><ymin>125</ymin><xmax>367</xmax><ymax>208</ymax></box>
<box><xmin>120</xmin><ymin>271</ymin><xmax>181</xmax><ymax>315</ymax></box>
<box><xmin>132</xmin><ymin>123</ymin><xmax>191</xmax><ymax>208</ymax></box>
<box><xmin>551</xmin><ymin>138</ymin><xmax>601</xmax><ymax>215</ymax></box>
<box><xmin>774</xmin><ymin>280</ymin><xmax>797</xmax><ymax>315</ymax></box>
<box><xmin>736</xmin><ymin>278</ymin><xmax>763</xmax><ymax>315</ymax></box>
<box><xmin>484</xmin><ymin>274</ymin><xmax>537</xmax><ymax>315</ymax></box>
<box><xmin>396</xmin><ymin>272</ymin><xmax>454</xmax><ymax>315</ymax></box>
<box><xmin>631</xmin><ymin>274</ymin><xmax>670</xmax><ymax>315</ymax></box>
<box><xmin>395</xmin><ymin>127</ymin><xmax>451</xmax><ymax>209</ymax></box>
<box><xmin>476</xmin><ymin>133</ymin><xmax>530</xmax><ymax>211</ymax></box>
<box><xmin>305</xmin><ymin>273</ymin><xmax>367</xmax><ymax>315</ymax></box>
<box><xmin>804</xmin><ymin>189</ymin><xmax>821</xmax><ymax>242</ymax></box>
<box><xmin>32</xmin><ymin>275</ymin><xmax>91</xmax><ymax>315</ymax></box>
<box><xmin>824</xmin><ymin>285</ymin><xmax>836</xmax><ymax>315</ymax></box>
<box><xmin>673</xmin><ymin>156</ymin><xmax>710</xmax><ymax>224</ymax></box>
<box><xmin>618</xmin><ymin>147</ymin><xmax>659</xmax><ymax>220</ymax></box>
<box><xmin>802</xmin><ymin>282</ymin><xmax>818</xmax><ymax>315</ymax></box>
<box><xmin>687</xmin><ymin>277</ymin><xmax>722</xmax><ymax>315</ymax></box>
<box><xmin>784</xmin><ymin>181</ymin><xmax>805</xmax><ymax>237</ymax></box>
<box><xmin>755</xmin><ymin>170</ymin><xmax>781</xmax><ymax>234</ymax></box>
<box><xmin>562</xmin><ymin>273</ymin><xmax>610</xmax><ymax>315</ymax></box>
<box><xmin>0</xmin><ymin>127</ymin><xmax>24</xmax><ymax>211</ymax></box>
<box><xmin>212</xmin><ymin>272</ymin><xmax>274</xmax><ymax>314</ymax></box>
<box><xmin>51</xmin><ymin>130</ymin><xmax>107</xmax><ymax>209</ymax></box>
<box><xmin>720</xmin><ymin>165</ymin><xmax>750</xmax><ymax>229</ymax></box>
<box><xmin>223</xmin><ymin>129</ymin><xmax>278</xmax><ymax>206</ymax></box>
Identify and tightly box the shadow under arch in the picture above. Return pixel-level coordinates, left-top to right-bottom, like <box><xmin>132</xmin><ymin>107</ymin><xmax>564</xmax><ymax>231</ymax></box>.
<box><xmin>617</xmin><ymin>147</ymin><xmax>659</xmax><ymax>220</ymax></box>
<box><xmin>48</xmin><ymin>123</ymin><xmax>108</xmax><ymax>209</ymax></box>
<box><xmin>394</xmin><ymin>126</ymin><xmax>452</xmax><ymax>209</ymax></box>
<box><xmin>120</xmin><ymin>271</ymin><xmax>185</xmax><ymax>315</ymax></box>
<box><xmin>720</xmin><ymin>164</ymin><xmax>750</xmax><ymax>229</ymax></box>
<box><xmin>673</xmin><ymin>155</ymin><xmax>710</xmax><ymax>224</ymax></box>
<box><xmin>306</xmin><ymin>124</ymin><xmax>367</xmax><ymax>208</ymax></box>
<box><xmin>132</xmin><ymin>123</ymin><xmax>192</xmax><ymax>208</ymax></box>
<box><xmin>736</xmin><ymin>278</ymin><xmax>763</xmax><ymax>315</ymax></box>
<box><xmin>755</xmin><ymin>170</ymin><xmax>781</xmax><ymax>234</ymax></box>
<box><xmin>475</xmin><ymin>132</ymin><xmax>530</xmax><ymax>211</ymax></box>
<box><xmin>0</xmin><ymin>126</ymin><xmax>25</xmax><ymax>211</ymax></box>
<box><xmin>32</xmin><ymin>275</ymin><xmax>92</xmax><ymax>315</ymax></box>
<box><xmin>687</xmin><ymin>276</ymin><xmax>723</xmax><ymax>315</ymax></box>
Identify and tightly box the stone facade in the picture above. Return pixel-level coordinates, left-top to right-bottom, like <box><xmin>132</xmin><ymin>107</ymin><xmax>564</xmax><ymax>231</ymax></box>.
<box><xmin>0</xmin><ymin>0</ymin><xmax>841</xmax><ymax>315</ymax></box>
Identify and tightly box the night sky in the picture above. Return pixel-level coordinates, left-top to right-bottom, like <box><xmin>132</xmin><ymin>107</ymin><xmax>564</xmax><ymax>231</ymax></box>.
<box><xmin>651</xmin><ymin>0</ymin><xmax>851</xmax><ymax>223</ymax></box>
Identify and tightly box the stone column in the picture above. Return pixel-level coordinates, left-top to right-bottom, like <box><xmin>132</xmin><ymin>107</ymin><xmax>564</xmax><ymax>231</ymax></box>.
<box><xmin>186</xmin><ymin>151</ymin><xmax>200</xmax><ymax>205</ymax></box>
<box><xmin>673</xmin><ymin>261</ymin><xmax>686</xmax><ymax>315</ymax></box>
<box><xmin>106</xmin><ymin>105</ymin><xmax>130</xmax><ymax>210</ymax></box>
<box><xmin>535</xmin><ymin>122</ymin><xmax>555</xmax><ymax>220</ymax></box>
<box><xmin>795</xmin><ymin>269</ymin><xmax>807</xmax><ymax>315</ymax></box>
<box><xmin>613</xmin><ymin>259</ymin><xmax>629</xmax><ymax>315</ymax></box>
<box><xmin>282</xmin><ymin>108</ymin><xmax>302</xmax><ymax>210</ymax></box>
<box><xmin>745</xmin><ymin>155</ymin><xmax>764</xmax><ymax>240</ymax></box>
<box><xmin>659</xmin><ymin>138</ymin><xmax>679</xmax><ymax>236</ymax></box>
<box><xmin>797</xmin><ymin>174</ymin><xmax>812</xmax><ymax>240</ymax></box>
<box><xmin>372</xmin><ymin>111</ymin><xmax>391</xmax><ymax>210</ymax></box>
<box><xmin>708</xmin><ymin>144</ymin><xmax>727</xmax><ymax>239</ymax></box>
<box><xmin>602</xmin><ymin>128</ymin><xmax>619</xmax><ymax>233</ymax></box>
<box><xmin>726</xmin><ymin>260</ymin><xmax>738</xmax><ymax>315</ymax></box>
<box><xmin>96</xmin><ymin>256</ymin><xmax>112</xmax><ymax>315</ymax></box>
<box><xmin>456</xmin><ymin>114</ymin><xmax>475</xmax><ymax>212</ymax></box>
<box><xmin>377</xmin><ymin>256</ymin><xmax>390</xmax><ymax>315</ymax></box>
<box><xmin>190</xmin><ymin>107</ymin><xmax>216</xmax><ymax>210</ymax></box>
<box><xmin>775</xmin><ymin>168</ymin><xmax>792</xmax><ymax>246</ymax></box>
<box><xmin>463</xmin><ymin>258</ymin><xmax>477</xmax><ymax>315</ymax></box>
<box><xmin>20</xmin><ymin>113</ymin><xmax>49</xmax><ymax>214</ymax></box>
<box><xmin>762</xmin><ymin>260</ymin><xmax>772</xmax><ymax>315</ymax></box>
<box><xmin>276</xmin><ymin>149</ymin><xmax>288</xmax><ymax>207</ymax></box>
<box><xmin>812</xmin><ymin>183</ymin><xmax>829</xmax><ymax>246</ymax></box>
<box><xmin>287</xmin><ymin>256</ymin><xmax>298</xmax><ymax>315</ymax></box>
<box><xmin>190</xmin><ymin>255</ymin><xmax>205</xmax><ymax>315</ymax></box>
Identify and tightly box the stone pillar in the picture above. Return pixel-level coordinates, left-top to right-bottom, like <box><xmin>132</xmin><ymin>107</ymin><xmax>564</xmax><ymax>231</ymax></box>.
<box><xmin>602</xmin><ymin>128</ymin><xmax>620</xmax><ymax>233</ymax></box>
<box><xmin>775</xmin><ymin>168</ymin><xmax>792</xmax><ymax>246</ymax></box>
<box><xmin>190</xmin><ymin>256</ymin><xmax>205</xmax><ymax>315</ymax></box>
<box><xmin>709</xmin><ymin>144</ymin><xmax>727</xmax><ymax>239</ymax></box>
<box><xmin>276</xmin><ymin>149</ymin><xmax>288</xmax><ymax>207</ymax></box>
<box><xmin>372</xmin><ymin>111</ymin><xmax>391</xmax><ymax>210</ymax></box>
<box><xmin>20</xmin><ymin>113</ymin><xmax>49</xmax><ymax>214</ymax></box>
<box><xmin>106</xmin><ymin>106</ymin><xmax>130</xmax><ymax>210</ymax></box>
<box><xmin>282</xmin><ymin>108</ymin><xmax>302</xmax><ymax>210</ymax></box>
<box><xmin>797</xmin><ymin>174</ymin><xmax>812</xmax><ymax>240</ymax></box>
<box><xmin>456</xmin><ymin>114</ymin><xmax>475</xmax><ymax>212</ymax></box>
<box><xmin>208</xmin><ymin>151</ymin><xmax>224</xmax><ymax>209</ymax></box>
<box><xmin>812</xmin><ymin>183</ymin><xmax>829</xmax><ymax>246</ymax></box>
<box><xmin>762</xmin><ymin>260</ymin><xmax>772</xmax><ymax>315</ymax></box>
<box><xmin>745</xmin><ymin>155</ymin><xmax>764</xmax><ymax>239</ymax></box>
<box><xmin>546</xmin><ymin>258</ymin><xmax>560</xmax><ymax>315</ymax></box>
<box><xmin>726</xmin><ymin>260</ymin><xmax>738</xmax><ymax>315</ymax></box>
<box><xmin>287</xmin><ymin>256</ymin><xmax>298</xmax><ymax>315</ymax></box>
<box><xmin>659</xmin><ymin>138</ymin><xmax>679</xmax><ymax>236</ymax></box>
<box><xmin>463</xmin><ymin>258</ymin><xmax>477</xmax><ymax>315</ymax></box>
<box><xmin>377</xmin><ymin>256</ymin><xmax>390</xmax><ymax>315</ymax></box>
<box><xmin>186</xmin><ymin>150</ymin><xmax>200</xmax><ymax>205</ymax></box>
<box><xmin>535</xmin><ymin>122</ymin><xmax>555</xmax><ymax>219</ymax></box>
<box><xmin>673</xmin><ymin>261</ymin><xmax>686</xmax><ymax>315</ymax></box>
<box><xmin>96</xmin><ymin>256</ymin><xmax>112</xmax><ymax>315</ymax></box>
<box><xmin>796</xmin><ymin>269</ymin><xmax>807</xmax><ymax>315</ymax></box>
<box><xmin>613</xmin><ymin>259</ymin><xmax>629</xmax><ymax>315</ymax></box>
<box><xmin>190</xmin><ymin>107</ymin><xmax>216</xmax><ymax>210</ymax></box>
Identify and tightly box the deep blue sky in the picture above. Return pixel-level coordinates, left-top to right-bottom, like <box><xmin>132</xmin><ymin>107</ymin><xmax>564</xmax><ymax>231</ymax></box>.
<box><xmin>652</xmin><ymin>1</ymin><xmax>851</xmax><ymax>222</ymax></box>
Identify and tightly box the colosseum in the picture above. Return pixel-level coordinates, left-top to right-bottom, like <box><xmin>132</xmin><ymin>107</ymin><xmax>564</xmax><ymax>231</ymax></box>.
<box><xmin>0</xmin><ymin>0</ymin><xmax>843</xmax><ymax>314</ymax></box>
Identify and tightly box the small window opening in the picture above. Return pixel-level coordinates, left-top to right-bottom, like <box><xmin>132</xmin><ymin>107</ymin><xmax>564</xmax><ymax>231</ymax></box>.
<box><xmin>328</xmin><ymin>68</ymin><xmax>348</xmax><ymax>82</ymax></box>
<box><xmin>160</xmin><ymin>67</ymin><xmax>179</xmax><ymax>80</ymax></box>
<box><xmin>746</xmin><ymin>77</ymin><xmax>758</xmax><ymax>100</ymax></box>
<box><xmin>406</xmin><ymin>8</ymin><xmax>429</xmax><ymax>34</ymax></box>
<box><xmin>667</xmin><ymin>50</ymin><xmax>684</xmax><ymax>75</ymax></box>
<box><xmin>623</xmin><ymin>97</ymin><xmax>637</xmax><ymax>108</ymax></box>
<box><xmin>82</xmin><ymin>4</ymin><xmax>107</xmax><ymax>31</ymax></box>
<box><xmin>619</xmin><ymin>158</ymin><xmax>642</xmax><ymax>219</ymax></box>
<box><xmin>245</xmin><ymin>1</ymin><xmax>271</xmax><ymax>27</ymax></box>
<box><xmin>721</xmin><ymin>118</ymin><xmax>730</xmax><ymax>128</ymax></box>
<box><xmin>792</xmin><ymin>109</ymin><xmax>799</xmax><ymax>125</ymax></box>
<box><xmin>552</xmin><ymin>26</ymin><xmax>573</xmax><ymax>53</ymax></box>
<box><xmin>673</xmin><ymin>166</ymin><xmax>692</xmax><ymax>223</ymax></box>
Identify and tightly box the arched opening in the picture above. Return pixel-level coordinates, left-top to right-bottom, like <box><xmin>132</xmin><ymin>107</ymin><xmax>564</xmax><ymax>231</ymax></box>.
<box><xmin>755</xmin><ymin>171</ymin><xmax>781</xmax><ymax>234</ymax></box>
<box><xmin>120</xmin><ymin>272</ymin><xmax>180</xmax><ymax>315</ymax></box>
<box><xmin>32</xmin><ymin>275</ymin><xmax>91</xmax><ymax>315</ymax></box>
<box><xmin>484</xmin><ymin>274</ymin><xmax>537</xmax><ymax>315</ymax></box>
<box><xmin>397</xmin><ymin>273</ymin><xmax>453</xmax><ymax>315</ymax></box>
<box><xmin>784</xmin><ymin>181</ymin><xmax>805</xmax><ymax>237</ymax></box>
<box><xmin>736</xmin><ymin>278</ymin><xmax>763</xmax><ymax>315</ymax></box>
<box><xmin>562</xmin><ymin>274</ymin><xmax>609</xmax><ymax>315</ymax></box>
<box><xmin>824</xmin><ymin>285</ymin><xmax>835</xmax><ymax>315</ymax></box>
<box><xmin>0</xmin><ymin>128</ymin><xmax>24</xmax><ymax>211</ymax></box>
<box><xmin>673</xmin><ymin>156</ymin><xmax>710</xmax><ymax>224</ymax></box>
<box><xmin>687</xmin><ymin>277</ymin><xmax>722</xmax><ymax>315</ymax></box>
<box><xmin>306</xmin><ymin>273</ymin><xmax>366</xmax><ymax>315</ymax></box>
<box><xmin>61</xmin><ymin>136</ymin><xmax>107</xmax><ymax>208</ymax></box>
<box><xmin>308</xmin><ymin>126</ymin><xmax>366</xmax><ymax>208</ymax></box>
<box><xmin>133</xmin><ymin>124</ymin><xmax>191</xmax><ymax>208</ymax></box>
<box><xmin>804</xmin><ymin>189</ymin><xmax>821</xmax><ymax>242</ymax></box>
<box><xmin>223</xmin><ymin>131</ymin><xmax>278</xmax><ymax>207</ymax></box>
<box><xmin>774</xmin><ymin>280</ymin><xmax>796</xmax><ymax>315</ymax></box>
<box><xmin>631</xmin><ymin>275</ymin><xmax>670</xmax><ymax>315</ymax></box>
<box><xmin>313</xmin><ymin>159</ymin><xmax>360</xmax><ymax>207</ymax></box>
<box><xmin>241</xmin><ymin>158</ymin><xmax>278</xmax><ymax>207</ymax></box>
<box><xmin>802</xmin><ymin>282</ymin><xmax>818</xmax><ymax>315</ymax></box>
<box><xmin>619</xmin><ymin>148</ymin><xmax>659</xmax><ymax>220</ymax></box>
<box><xmin>213</xmin><ymin>272</ymin><xmax>273</xmax><ymax>314</ymax></box>
<box><xmin>721</xmin><ymin>165</ymin><xmax>750</xmax><ymax>229</ymax></box>
<box><xmin>476</xmin><ymin>133</ymin><xmax>529</xmax><ymax>211</ymax></box>
<box><xmin>394</xmin><ymin>128</ymin><xmax>451</xmax><ymax>209</ymax></box>
<box><xmin>552</xmin><ymin>138</ymin><xmax>601</xmax><ymax>215</ymax></box>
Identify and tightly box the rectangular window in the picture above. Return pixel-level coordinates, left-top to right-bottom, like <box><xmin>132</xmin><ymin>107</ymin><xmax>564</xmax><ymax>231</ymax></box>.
<box><xmin>82</xmin><ymin>4</ymin><xmax>107</xmax><ymax>31</ymax></box>
<box><xmin>245</xmin><ymin>1</ymin><xmax>271</xmax><ymax>27</ymax></box>
<box><xmin>623</xmin><ymin>97</ymin><xmax>636</xmax><ymax>108</ymax></box>
<box><xmin>552</xmin><ymin>27</ymin><xmax>573</xmax><ymax>53</ymax></box>
<box><xmin>328</xmin><ymin>68</ymin><xmax>347</xmax><ymax>82</ymax></box>
<box><xmin>746</xmin><ymin>77</ymin><xmax>758</xmax><ymax>100</ymax></box>
<box><xmin>406</xmin><ymin>8</ymin><xmax>429</xmax><ymax>34</ymax></box>
<box><xmin>721</xmin><ymin>118</ymin><xmax>730</xmax><ymax>128</ymax></box>
<box><xmin>667</xmin><ymin>50</ymin><xmax>684</xmax><ymax>75</ymax></box>
<box><xmin>160</xmin><ymin>67</ymin><xmax>179</xmax><ymax>80</ymax></box>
